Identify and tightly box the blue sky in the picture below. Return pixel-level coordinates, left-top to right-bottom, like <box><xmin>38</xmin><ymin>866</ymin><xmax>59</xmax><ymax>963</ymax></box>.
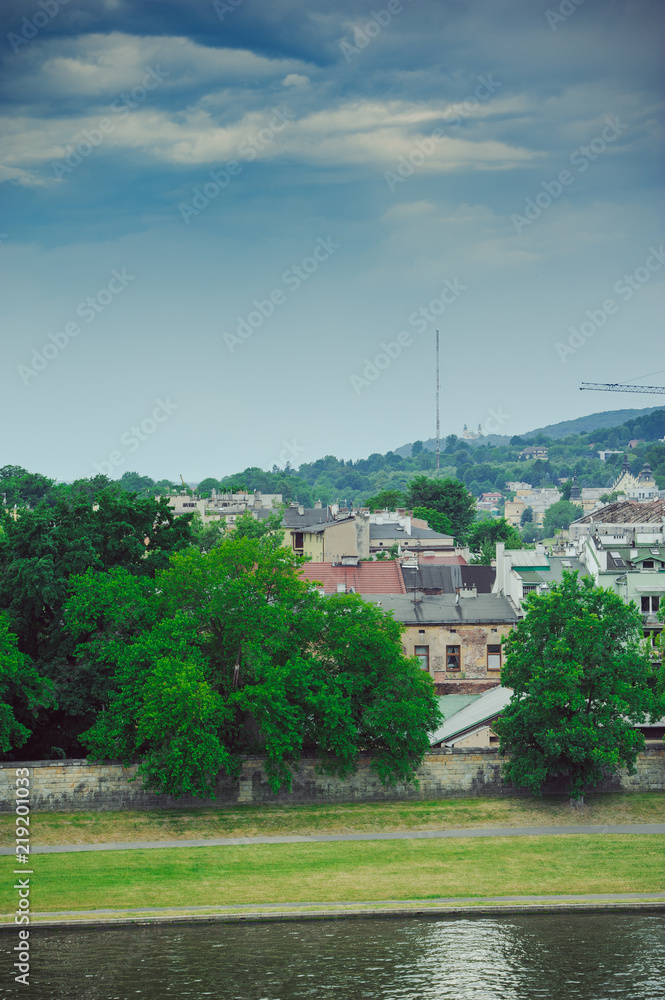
<box><xmin>1</xmin><ymin>0</ymin><xmax>663</xmax><ymax>481</ymax></box>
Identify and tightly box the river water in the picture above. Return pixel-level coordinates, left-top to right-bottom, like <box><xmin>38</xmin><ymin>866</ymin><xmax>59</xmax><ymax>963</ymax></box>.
<box><xmin>1</xmin><ymin>913</ymin><xmax>664</xmax><ymax>999</ymax></box>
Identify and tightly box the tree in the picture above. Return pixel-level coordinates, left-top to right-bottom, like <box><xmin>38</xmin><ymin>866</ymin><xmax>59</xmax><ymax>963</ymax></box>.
<box><xmin>411</xmin><ymin>440</ymin><xmax>424</xmax><ymax>456</ymax></box>
<box><xmin>495</xmin><ymin>572</ymin><xmax>662</xmax><ymax>804</ymax></box>
<box><xmin>520</xmin><ymin>506</ymin><xmax>533</xmax><ymax>526</ymax></box>
<box><xmin>364</xmin><ymin>489</ymin><xmax>405</xmax><ymax>511</ymax></box>
<box><xmin>118</xmin><ymin>471</ymin><xmax>156</xmax><ymax>495</ymax></box>
<box><xmin>66</xmin><ymin>533</ymin><xmax>441</xmax><ymax>799</ymax></box>
<box><xmin>558</xmin><ymin>479</ymin><xmax>573</xmax><ymax>501</ymax></box>
<box><xmin>0</xmin><ymin>615</ymin><xmax>54</xmax><ymax>756</ymax></box>
<box><xmin>542</xmin><ymin>499</ymin><xmax>582</xmax><ymax>536</ymax></box>
<box><xmin>468</xmin><ymin>517</ymin><xmax>522</xmax><ymax>564</ymax></box>
<box><xmin>404</xmin><ymin>476</ymin><xmax>475</xmax><ymax>541</ymax></box>
<box><xmin>521</xmin><ymin>523</ymin><xmax>542</xmax><ymax>545</ymax></box>
<box><xmin>412</xmin><ymin>507</ymin><xmax>453</xmax><ymax>536</ymax></box>
<box><xmin>196</xmin><ymin>477</ymin><xmax>221</xmax><ymax>498</ymax></box>
<box><xmin>0</xmin><ymin>489</ymin><xmax>195</xmax><ymax>757</ymax></box>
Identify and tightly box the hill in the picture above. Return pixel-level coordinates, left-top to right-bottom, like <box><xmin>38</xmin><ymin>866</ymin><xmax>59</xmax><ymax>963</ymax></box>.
<box><xmin>396</xmin><ymin>406</ymin><xmax>660</xmax><ymax>455</ymax></box>
<box><xmin>524</xmin><ymin>406</ymin><xmax>661</xmax><ymax>440</ymax></box>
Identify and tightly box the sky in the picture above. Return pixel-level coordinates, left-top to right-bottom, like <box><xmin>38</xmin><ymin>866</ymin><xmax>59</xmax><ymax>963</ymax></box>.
<box><xmin>1</xmin><ymin>0</ymin><xmax>663</xmax><ymax>482</ymax></box>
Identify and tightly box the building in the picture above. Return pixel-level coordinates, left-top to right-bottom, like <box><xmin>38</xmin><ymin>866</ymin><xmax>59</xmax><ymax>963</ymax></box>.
<box><xmin>607</xmin><ymin>456</ymin><xmax>658</xmax><ymax>500</ymax></box>
<box><xmin>568</xmin><ymin>498</ymin><xmax>665</xmax><ymax>543</ymax></box>
<box><xmin>518</xmin><ymin>445</ymin><xmax>548</xmax><ymax>461</ymax></box>
<box><xmin>163</xmin><ymin>490</ymin><xmax>282</xmax><ymax>524</ymax></box>
<box><xmin>504</xmin><ymin>498</ymin><xmax>527</xmax><ymax>528</ymax></box>
<box><xmin>362</xmin><ymin>592</ymin><xmax>517</xmax><ymax>694</ymax></box>
<box><xmin>429</xmin><ymin>686</ymin><xmax>512</xmax><ymax>748</ymax></box>
<box><xmin>287</xmin><ymin>512</ymin><xmax>370</xmax><ymax>563</ymax></box>
<box><xmin>571</xmin><ymin>508</ymin><xmax>665</xmax><ymax>649</ymax></box>
<box><xmin>493</xmin><ymin>542</ymin><xmax>587</xmax><ymax>611</ymax></box>
<box><xmin>369</xmin><ymin>512</ymin><xmax>455</xmax><ymax>555</ymax></box>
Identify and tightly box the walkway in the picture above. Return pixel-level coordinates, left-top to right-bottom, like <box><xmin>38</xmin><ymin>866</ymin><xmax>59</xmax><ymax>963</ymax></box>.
<box><xmin>3</xmin><ymin>822</ymin><xmax>664</xmax><ymax>854</ymax></box>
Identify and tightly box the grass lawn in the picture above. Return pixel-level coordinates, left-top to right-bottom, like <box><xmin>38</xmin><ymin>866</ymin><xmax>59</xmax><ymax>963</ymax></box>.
<box><xmin>2</xmin><ymin>792</ymin><xmax>663</xmax><ymax>847</ymax></box>
<box><xmin>2</xmin><ymin>835</ymin><xmax>663</xmax><ymax>915</ymax></box>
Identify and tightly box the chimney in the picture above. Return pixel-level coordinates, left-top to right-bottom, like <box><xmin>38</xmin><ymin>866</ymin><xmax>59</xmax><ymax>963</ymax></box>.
<box><xmin>298</xmin><ymin>505</ymin><xmax>305</xmax><ymax>515</ymax></box>
<box><xmin>495</xmin><ymin>541</ymin><xmax>506</xmax><ymax>595</ymax></box>
<box><xmin>314</xmin><ymin>500</ymin><xmax>322</xmax><ymax>509</ymax></box>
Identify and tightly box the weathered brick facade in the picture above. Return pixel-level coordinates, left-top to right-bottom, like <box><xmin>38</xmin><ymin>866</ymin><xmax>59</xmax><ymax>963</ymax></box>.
<box><xmin>1</xmin><ymin>747</ymin><xmax>663</xmax><ymax>812</ymax></box>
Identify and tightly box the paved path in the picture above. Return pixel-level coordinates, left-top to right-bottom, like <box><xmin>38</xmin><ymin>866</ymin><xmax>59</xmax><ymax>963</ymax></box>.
<box><xmin>3</xmin><ymin>822</ymin><xmax>664</xmax><ymax>854</ymax></box>
<box><xmin>31</xmin><ymin>892</ymin><xmax>665</xmax><ymax>917</ymax></box>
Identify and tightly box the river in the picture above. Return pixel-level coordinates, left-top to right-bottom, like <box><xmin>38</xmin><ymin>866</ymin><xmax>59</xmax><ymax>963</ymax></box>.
<box><xmin>2</xmin><ymin>912</ymin><xmax>664</xmax><ymax>999</ymax></box>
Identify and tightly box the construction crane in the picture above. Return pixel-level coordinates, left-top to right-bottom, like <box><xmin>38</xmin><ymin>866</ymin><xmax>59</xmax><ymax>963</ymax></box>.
<box><xmin>580</xmin><ymin>382</ymin><xmax>665</xmax><ymax>394</ymax></box>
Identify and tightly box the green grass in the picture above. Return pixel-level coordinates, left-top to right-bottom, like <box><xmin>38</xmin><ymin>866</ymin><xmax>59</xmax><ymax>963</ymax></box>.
<box><xmin>3</xmin><ymin>835</ymin><xmax>663</xmax><ymax>915</ymax></box>
<box><xmin>3</xmin><ymin>792</ymin><xmax>663</xmax><ymax>847</ymax></box>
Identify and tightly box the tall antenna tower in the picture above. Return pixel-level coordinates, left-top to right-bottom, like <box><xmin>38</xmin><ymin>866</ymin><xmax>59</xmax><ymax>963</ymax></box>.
<box><xmin>435</xmin><ymin>329</ymin><xmax>440</xmax><ymax>470</ymax></box>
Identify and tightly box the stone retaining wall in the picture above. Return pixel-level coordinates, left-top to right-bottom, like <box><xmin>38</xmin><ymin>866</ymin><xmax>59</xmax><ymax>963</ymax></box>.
<box><xmin>1</xmin><ymin>747</ymin><xmax>663</xmax><ymax>812</ymax></box>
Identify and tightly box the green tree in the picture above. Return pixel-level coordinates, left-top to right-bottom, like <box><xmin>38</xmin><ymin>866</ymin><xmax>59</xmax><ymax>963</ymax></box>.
<box><xmin>196</xmin><ymin>478</ymin><xmax>221</xmax><ymax>498</ymax></box>
<box><xmin>231</xmin><ymin>510</ymin><xmax>284</xmax><ymax>539</ymax></box>
<box><xmin>0</xmin><ymin>614</ymin><xmax>54</xmax><ymax>756</ymax></box>
<box><xmin>0</xmin><ymin>489</ymin><xmax>194</xmax><ymax>757</ymax></box>
<box><xmin>411</xmin><ymin>440</ymin><xmax>424</xmax><ymax>456</ymax></box>
<box><xmin>364</xmin><ymin>489</ymin><xmax>405</xmax><ymax>511</ymax></box>
<box><xmin>412</xmin><ymin>507</ymin><xmax>453</xmax><ymax>536</ymax></box>
<box><xmin>404</xmin><ymin>476</ymin><xmax>475</xmax><ymax>541</ymax></box>
<box><xmin>520</xmin><ymin>506</ymin><xmax>533</xmax><ymax>526</ymax></box>
<box><xmin>66</xmin><ymin>534</ymin><xmax>441</xmax><ymax>799</ymax></box>
<box><xmin>468</xmin><ymin>517</ymin><xmax>522</xmax><ymax>564</ymax></box>
<box><xmin>495</xmin><ymin>573</ymin><xmax>662</xmax><ymax>804</ymax></box>
<box><xmin>558</xmin><ymin>479</ymin><xmax>573</xmax><ymax>501</ymax></box>
<box><xmin>542</xmin><ymin>499</ymin><xmax>583</xmax><ymax>536</ymax></box>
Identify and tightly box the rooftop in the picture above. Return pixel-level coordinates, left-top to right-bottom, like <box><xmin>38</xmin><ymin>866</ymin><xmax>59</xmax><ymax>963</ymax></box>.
<box><xmin>401</xmin><ymin>564</ymin><xmax>495</xmax><ymax>594</ymax></box>
<box><xmin>370</xmin><ymin>523</ymin><xmax>454</xmax><ymax>542</ymax></box>
<box><xmin>430</xmin><ymin>686</ymin><xmax>512</xmax><ymax>746</ymax></box>
<box><xmin>360</xmin><ymin>592</ymin><xmax>518</xmax><ymax>624</ymax></box>
<box><xmin>573</xmin><ymin>499</ymin><xmax>665</xmax><ymax>526</ymax></box>
<box><xmin>300</xmin><ymin>561</ymin><xmax>406</xmax><ymax>595</ymax></box>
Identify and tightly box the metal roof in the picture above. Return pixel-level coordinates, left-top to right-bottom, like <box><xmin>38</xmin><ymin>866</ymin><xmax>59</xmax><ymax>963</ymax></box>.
<box><xmin>370</xmin><ymin>523</ymin><xmax>453</xmax><ymax>541</ymax></box>
<box><xmin>401</xmin><ymin>564</ymin><xmax>495</xmax><ymax>593</ymax></box>
<box><xmin>572</xmin><ymin>499</ymin><xmax>665</xmax><ymax>525</ymax></box>
<box><xmin>430</xmin><ymin>685</ymin><xmax>512</xmax><ymax>745</ymax></box>
<box><xmin>361</xmin><ymin>592</ymin><xmax>518</xmax><ymax>624</ymax></box>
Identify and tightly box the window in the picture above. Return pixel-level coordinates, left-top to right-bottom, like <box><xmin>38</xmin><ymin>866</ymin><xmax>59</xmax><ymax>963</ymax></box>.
<box><xmin>446</xmin><ymin>645</ymin><xmax>461</xmax><ymax>670</ymax></box>
<box><xmin>487</xmin><ymin>644</ymin><xmax>502</xmax><ymax>671</ymax></box>
<box><xmin>522</xmin><ymin>583</ymin><xmax>538</xmax><ymax>594</ymax></box>
<box><xmin>642</xmin><ymin>560</ymin><xmax>655</xmax><ymax>569</ymax></box>
<box><xmin>641</xmin><ymin>595</ymin><xmax>660</xmax><ymax>614</ymax></box>
<box><xmin>415</xmin><ymin>645</ymin><xmax>429</xmax><ymax>671</ymax></box>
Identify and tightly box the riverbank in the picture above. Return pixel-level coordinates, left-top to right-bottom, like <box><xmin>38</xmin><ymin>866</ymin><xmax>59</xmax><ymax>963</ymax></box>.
<box><xmin>2</xmin><ymin>792</ymin><xmax>663</xmax><ymax>846</ymax></box>
<box><xmin>2</xmin><ymin>833</ymin><xmax>663</xmax><ymax>925</ymax></box>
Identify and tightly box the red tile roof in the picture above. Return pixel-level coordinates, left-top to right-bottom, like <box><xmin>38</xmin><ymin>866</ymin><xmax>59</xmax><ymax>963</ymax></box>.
<box><xmin>415</xmin><ymin>554</ymin><xmax>468</xmax><ymax>565</ymax></box>
<box><xmin>300</xmin><ymin>561</ymin><xmax>407</xmax><ymax>594</ymax></box>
